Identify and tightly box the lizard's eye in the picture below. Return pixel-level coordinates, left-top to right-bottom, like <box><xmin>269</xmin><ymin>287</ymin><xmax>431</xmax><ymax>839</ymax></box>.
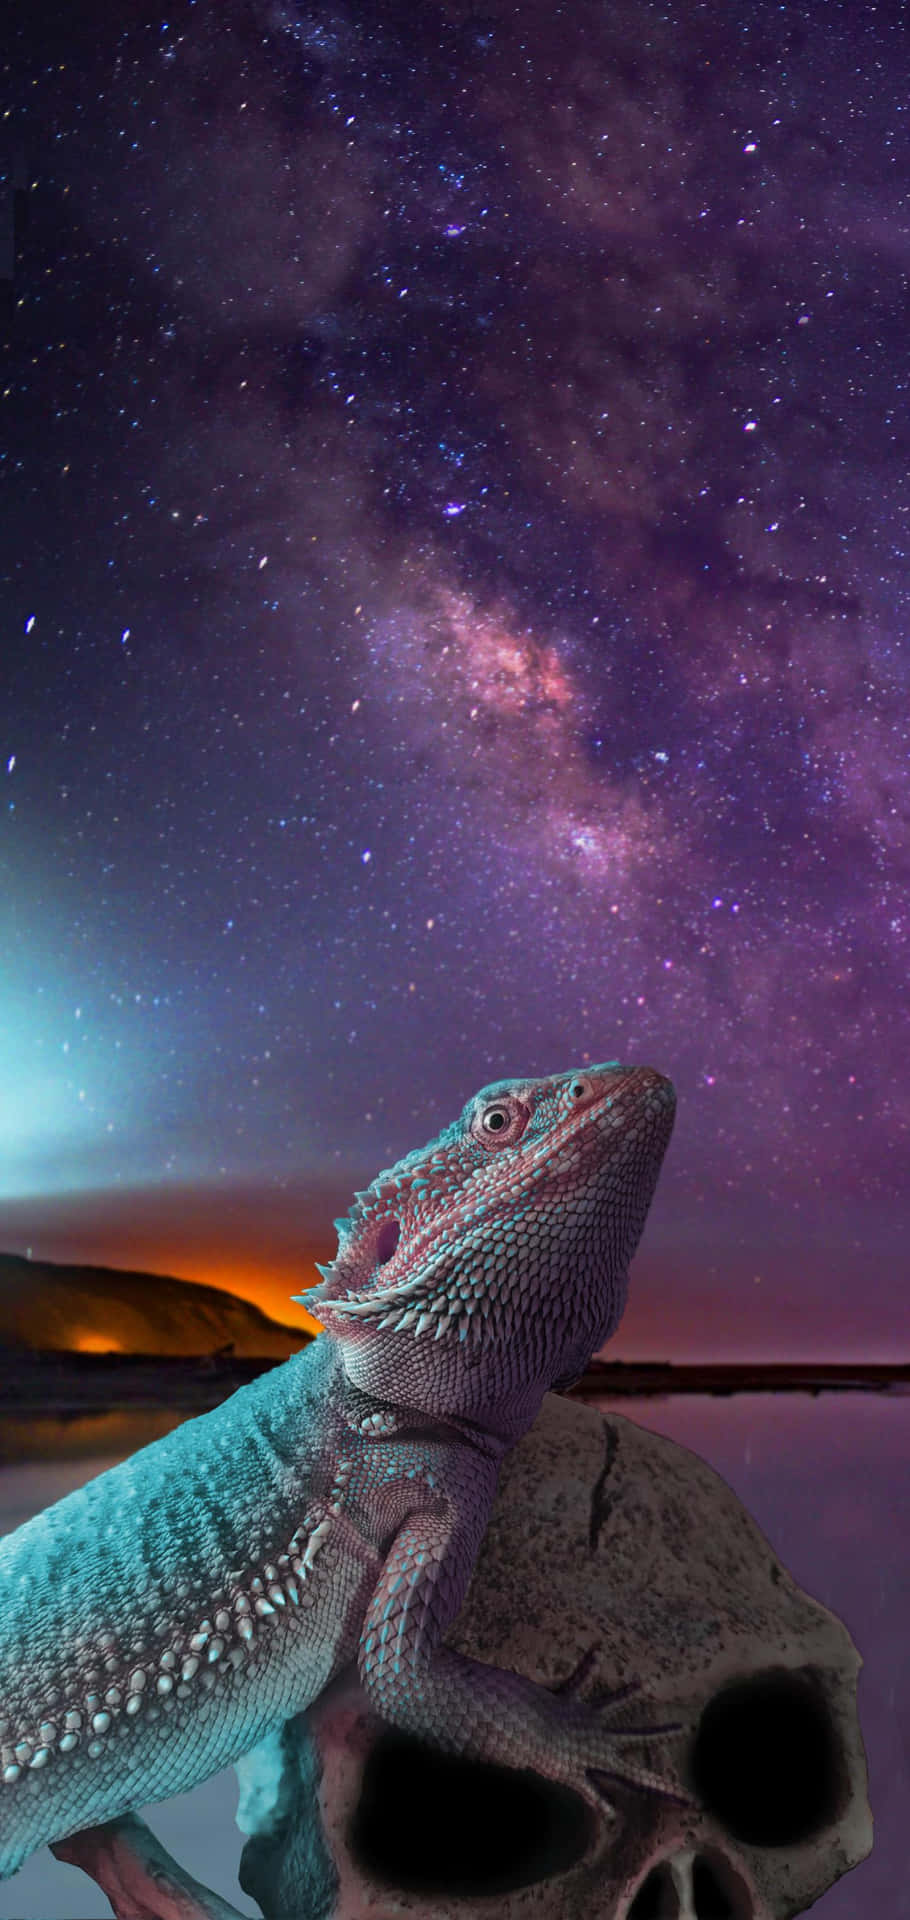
<box><xmin>470</xmin><ymin>1099</ymin><xmax>529</xmax><ymax>1150</ymax></box>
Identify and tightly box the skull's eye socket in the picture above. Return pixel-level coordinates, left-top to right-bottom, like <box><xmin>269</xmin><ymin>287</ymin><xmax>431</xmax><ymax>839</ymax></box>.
<box><xmin>482</xmin><ymin>1107</ymin><xmax>510</xmax><ymax>1133</ymax></box>
<box><xmin>691</xmin><ymin>1668</ymin><xmax>843</xmax><ymax>1847</ymax></box>
<box><xmin>351</xmin><ymin>1729</ymin><xmax>594</xmax><ymax>1895</ymax></box>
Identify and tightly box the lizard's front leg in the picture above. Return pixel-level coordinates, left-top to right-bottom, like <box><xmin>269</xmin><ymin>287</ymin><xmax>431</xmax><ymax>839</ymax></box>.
<box><xmin>0</xmin><ymin>1350</ymin><xmax>373</xmax><ymax>1882</ymax></box>
<box><xmin>357</xmin><ymin>1463</ymin><xmax>688</xmax><ymax>1817</ymax></box>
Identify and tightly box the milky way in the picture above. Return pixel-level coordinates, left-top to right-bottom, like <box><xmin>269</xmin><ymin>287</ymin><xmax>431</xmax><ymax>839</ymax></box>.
<box><xmin>1</xmin><ymin>0</ymin><xmax>907</xmax><ymax>1321</ymax></box>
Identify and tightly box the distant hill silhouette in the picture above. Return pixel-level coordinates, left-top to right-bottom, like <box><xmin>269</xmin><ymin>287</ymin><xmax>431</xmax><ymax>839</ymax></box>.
<box><xmin>0</xmin><ymin>1251</ymin><xmax>304</xmax><ymax>1358</ymax></box>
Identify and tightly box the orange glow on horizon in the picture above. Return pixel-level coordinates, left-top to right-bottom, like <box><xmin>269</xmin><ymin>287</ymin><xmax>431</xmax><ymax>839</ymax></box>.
<box><xmin>5</xmin><ymin>1196</ymin><xmax>336</xmax><ymax>1342</ymax></box>
<box><xmin>110</xmin><ymin>1248</ymin><xmax>329</xmax><ymax>1338</ymax></box>
<box><xmin>73</xmin><ymin>1331</ymin><xmax>124</xmax><ymax>1354</ymax></box>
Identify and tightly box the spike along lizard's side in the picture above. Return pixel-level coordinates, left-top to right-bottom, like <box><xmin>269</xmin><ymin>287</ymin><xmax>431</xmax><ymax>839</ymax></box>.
<box><xmin>0</xmin><ymin>1061</ymin><xmax>680</xmax><ymax>1881</ymax></box>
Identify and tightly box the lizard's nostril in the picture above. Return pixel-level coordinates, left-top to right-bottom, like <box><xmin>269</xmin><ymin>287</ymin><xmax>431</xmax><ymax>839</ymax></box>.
<box><xmin>376</xmin><ymin>1217</ymin><xmax>401</xmax><ymax>1265</ymax></box>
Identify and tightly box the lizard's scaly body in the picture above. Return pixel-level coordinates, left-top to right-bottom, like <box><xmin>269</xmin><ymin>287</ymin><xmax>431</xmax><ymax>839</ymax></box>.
<box><xmin>0</xmin><ymin>1061</ymin><xmax>677</xmax><ymax>1880</ymax></box>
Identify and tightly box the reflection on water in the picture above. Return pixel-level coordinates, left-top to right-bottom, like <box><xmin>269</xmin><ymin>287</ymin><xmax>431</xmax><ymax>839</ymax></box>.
<box><xmin>0</xmin><ymin>1414</ymin><xmax>189</xmax><ymax>1542</ymax></box>
<box><xmin>0</xmin><ymin>1394</ymin><xmax>905</xmax><ymax>1919</ymax></box>
<box><xmin>0</xmin><ymin>1408</ymin><xmax>185</xmax><ymax>1469</ymax></box>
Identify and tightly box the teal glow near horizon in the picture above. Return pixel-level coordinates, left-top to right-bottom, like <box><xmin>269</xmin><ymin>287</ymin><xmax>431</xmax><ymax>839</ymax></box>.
<box><xmin>0</xmin><ymin>0</ymin><xmax>906</xmax><ymax>1294</ymax></box>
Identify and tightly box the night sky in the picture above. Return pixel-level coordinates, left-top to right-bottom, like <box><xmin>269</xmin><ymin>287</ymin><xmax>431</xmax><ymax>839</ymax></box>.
<box><xmin>1</xmin><ymin>0</ymin><xmax>908</xmax><ymax>1358</ymax></box>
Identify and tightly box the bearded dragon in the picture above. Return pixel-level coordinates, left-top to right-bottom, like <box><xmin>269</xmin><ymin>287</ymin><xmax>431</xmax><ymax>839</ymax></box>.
<box><xmin>0</xmin><ymin>1061</ymin><xmax>679</xmax><ymax>1884</ymax></box>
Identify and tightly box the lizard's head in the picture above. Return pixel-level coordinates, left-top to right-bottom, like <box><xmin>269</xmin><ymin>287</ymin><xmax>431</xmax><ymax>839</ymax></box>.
<box><xmin>297</xmin><ymin>1061</ymin><xmax>676</xmax><ymax>1432</ymax></box>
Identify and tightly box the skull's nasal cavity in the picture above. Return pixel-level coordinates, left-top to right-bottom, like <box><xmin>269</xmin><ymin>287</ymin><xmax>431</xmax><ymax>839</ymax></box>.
<box><xmin>375</xmin><ymin>1216</ymin><xmax>401</xmax><ymax>1265</ymax></box>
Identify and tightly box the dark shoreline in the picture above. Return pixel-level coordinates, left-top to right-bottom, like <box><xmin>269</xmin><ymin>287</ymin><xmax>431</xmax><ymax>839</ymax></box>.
<box><xmin>571</xmin><ymin>1357</ymin><xmax>910</xmax><ymax>1397</ymax></box>
<box><xmin>1</xmin><ymin>1345</ymin><xmax>907</xmax><ymax>1418</ymax></box>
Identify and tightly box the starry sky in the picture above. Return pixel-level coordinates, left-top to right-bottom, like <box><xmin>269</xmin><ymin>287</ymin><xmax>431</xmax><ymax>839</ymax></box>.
<box><xmin>1</xmin><ymin>0</ymin><xmax>907</xmax><ymax>1359</ymax></box>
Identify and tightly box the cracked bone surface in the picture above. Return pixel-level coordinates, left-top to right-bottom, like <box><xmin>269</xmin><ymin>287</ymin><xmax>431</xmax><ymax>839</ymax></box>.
<box><xmin>233</xmin><ymin>1393</ymin><xmax>872</xmax><ymax>1920</ymax></box>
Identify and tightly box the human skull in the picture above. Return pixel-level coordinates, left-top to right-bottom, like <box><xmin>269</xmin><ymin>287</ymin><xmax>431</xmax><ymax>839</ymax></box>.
<box><xmin>234</xmin><ymin>1393</ymin><xmax>872</xmax><ymax>1920</ymax></box>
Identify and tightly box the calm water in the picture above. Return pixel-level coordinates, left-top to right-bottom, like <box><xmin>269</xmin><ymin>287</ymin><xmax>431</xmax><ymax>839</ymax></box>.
<box><xmin>0</xmin><ymin>1392</ymin><xmax>905</xmax><ymax>1918</ymax></box>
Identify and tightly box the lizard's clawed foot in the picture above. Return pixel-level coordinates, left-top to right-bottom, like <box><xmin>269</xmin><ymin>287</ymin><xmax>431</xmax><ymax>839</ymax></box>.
<box><xmin>551</xmin><ymin>1644</ymin><xmax>694</xmax><ymax>1818</ymax></box>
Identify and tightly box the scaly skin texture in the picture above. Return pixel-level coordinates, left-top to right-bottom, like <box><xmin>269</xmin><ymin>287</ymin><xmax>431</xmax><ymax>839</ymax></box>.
<box><xmin>0</xmin><ymin>1061</ymin><xmax>678</xmax><ymax>1882</ymax></box>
